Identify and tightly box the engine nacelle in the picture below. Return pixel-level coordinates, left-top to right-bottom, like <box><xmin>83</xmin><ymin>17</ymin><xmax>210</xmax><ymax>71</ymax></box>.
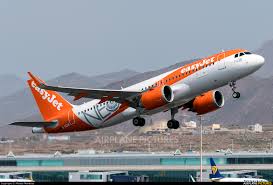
<box><xmin>140</xmin><ymin>85</ymin><xmax>174</xmax><ymax>110</ymax></box>
<box><xmin>190</xmin><ymin>90</ymin><xmax>224</xmax><ymax>115</ymax></box>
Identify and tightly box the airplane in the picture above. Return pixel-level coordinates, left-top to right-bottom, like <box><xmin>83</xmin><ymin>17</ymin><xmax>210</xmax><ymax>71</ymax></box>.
<box><xmin>209</xmin><ymin>158</ymin><xmax>268</xmax><ymax>182</ymax></box>
<box><xmin>10</xmin><ymin>49</ymin><xmax>264</xmax><ymax>133</ymax></box>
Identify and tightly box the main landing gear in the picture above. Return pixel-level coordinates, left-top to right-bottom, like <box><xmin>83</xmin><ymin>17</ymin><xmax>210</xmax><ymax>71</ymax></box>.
<box><xmin>167</xmin><ymin>108</ymin><xmax>180</xmax><ymax>129</ymax></box>
<box><xmin>229</xmin><ymin>81</ymin><xmax>240</xmax><ymax>99</ymax></box>
<box><xmin>132</xmin><ymin>117</ymin><xmax>145</xmax><ymax>127</ymax></box>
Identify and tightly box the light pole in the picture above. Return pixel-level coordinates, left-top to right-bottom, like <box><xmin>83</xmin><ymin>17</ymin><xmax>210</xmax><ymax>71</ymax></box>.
<box><xmin>271</xmin><ymin>106</ymin><xmax>273</xmax><ymax>124</ymax></box>
<box><xmin>231</xmin><ymin>139</ymin><xmax>234</xmax><ymax>152</ymax></box>
<box><xmin>199</xmin><ymin>115</ymin><xmax>203</xmax><ymax>182</ymax></box>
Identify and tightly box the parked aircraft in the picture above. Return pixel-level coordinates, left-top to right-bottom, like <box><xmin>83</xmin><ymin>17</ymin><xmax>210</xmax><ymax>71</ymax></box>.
<box><xmin>209</xmin><ymin>158</ymin><xmax>268</xmax><ymax>182</ymax></box>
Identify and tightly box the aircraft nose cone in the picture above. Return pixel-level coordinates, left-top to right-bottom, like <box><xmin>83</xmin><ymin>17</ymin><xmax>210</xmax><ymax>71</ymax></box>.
<box><xmin>256</xmin><ymin>55</ymin><xmax>265</xmax><ymax>67</ymax></box>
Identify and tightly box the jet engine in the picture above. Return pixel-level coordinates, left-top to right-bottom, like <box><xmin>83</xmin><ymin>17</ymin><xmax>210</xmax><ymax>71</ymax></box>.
<box><xmin>185</xmin><ymin>90</ymin><xmax>224</xmax><ymax>115</ymax></box>
<box><xmin>140</xmin><ymin>85</ymin><xmax>174</xmax><ymax>110</ymax></box>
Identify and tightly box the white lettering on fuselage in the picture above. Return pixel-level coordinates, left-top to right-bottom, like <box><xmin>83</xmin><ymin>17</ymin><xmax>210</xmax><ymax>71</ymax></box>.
<box><xmin>61</xmin><ymin>122</ymin><xmax>76</xmax><ymax>130</ymax></box>
<box><xmin>31</xmin><ymin>81</ymin><xmax>63</xmax><ymax>111</ymax></box>
<box><xmin>181</xmin><ymin>57</ymin><xmax>215</xmax><ymax>73</ymax></box>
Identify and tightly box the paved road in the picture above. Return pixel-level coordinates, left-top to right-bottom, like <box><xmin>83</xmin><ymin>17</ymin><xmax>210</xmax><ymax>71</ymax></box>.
<box><xmin>1</xmin><ymin>164</ymin><xmax>273</xmax><ymax>172</ymax></box>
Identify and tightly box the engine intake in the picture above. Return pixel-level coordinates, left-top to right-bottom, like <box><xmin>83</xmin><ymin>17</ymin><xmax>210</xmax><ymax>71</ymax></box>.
<box><xmin>141</xmin><ymin>85</ymin><xmax>174</xmax><ymax>110</ymax></box>
<box><xmin>188</xmin><ymin>90</ymin><xmax>224</xmax><ymax>115</ymax></box>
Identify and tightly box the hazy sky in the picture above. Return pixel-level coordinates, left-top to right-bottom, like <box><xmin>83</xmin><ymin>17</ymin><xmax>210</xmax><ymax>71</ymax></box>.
<box><xmin>0</xmin><ymin>0</ymin><xmax>272</xmax><ymax>79</ymax></box>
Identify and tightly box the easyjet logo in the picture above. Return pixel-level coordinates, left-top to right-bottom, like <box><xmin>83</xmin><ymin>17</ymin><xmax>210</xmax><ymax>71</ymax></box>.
<box><xmin>181</xmin><ymin>57</ymin><xmax>215</xmax><ymax>73</ymax></box>
<box><xmin>31</xmin><ymin>81</ymin><xmax>63</xmax><ymax>111</ymax></box>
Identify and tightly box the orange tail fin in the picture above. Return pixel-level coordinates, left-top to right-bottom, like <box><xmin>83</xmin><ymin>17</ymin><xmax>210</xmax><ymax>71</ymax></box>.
<box><xmin>27</xmin><ymin>72</ymin><xmax>73</xmax><ymax>121</ymax></box>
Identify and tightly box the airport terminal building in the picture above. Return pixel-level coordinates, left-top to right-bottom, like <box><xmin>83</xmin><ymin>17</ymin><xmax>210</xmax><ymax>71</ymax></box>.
<box><xmin>0</xmin><ymin>151</ymin><xmax>273</xmax><ymax>182</ymax></box>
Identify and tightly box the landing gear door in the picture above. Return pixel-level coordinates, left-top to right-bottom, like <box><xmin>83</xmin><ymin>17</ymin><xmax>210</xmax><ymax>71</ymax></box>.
<box><xmin>217</xmin><ymin>53</ymin><xmax>226</xmax><ymax>70</ymax></box>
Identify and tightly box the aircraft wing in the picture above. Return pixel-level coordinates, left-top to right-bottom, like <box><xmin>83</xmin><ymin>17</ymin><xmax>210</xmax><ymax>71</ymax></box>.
<box><xmin>9</xmin><ymin>121</ymin><xmax>57</xmax><ymax>127</ymax></box>
<box><xmin>28</xmin><ymin>72</ymin><xmax>142</xmax><ymax>106</ymax></box>
<box><xmin>40</xmin><ymin>83</ymin><xmax>141</xmax><ymax>101</ymax></box>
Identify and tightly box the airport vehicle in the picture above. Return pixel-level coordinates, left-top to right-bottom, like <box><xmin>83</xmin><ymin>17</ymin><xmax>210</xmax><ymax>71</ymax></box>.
<box><xmin>209</xmin><ymin>158</ymin><xmax>268</xmax><ymax>182</ymax></box>
<box><xmin>10</xmin><ymin>49</ymin><xmax>264</xmax><ymax>133</ymax></box>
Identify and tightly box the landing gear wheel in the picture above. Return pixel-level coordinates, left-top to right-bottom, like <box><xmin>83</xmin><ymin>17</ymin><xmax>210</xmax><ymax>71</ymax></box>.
<box><xmin>133</xmin><ymin>118</ymin><xmax>139</xmax><ymax>126</ymax></box>
<box><xmin>232</xmin><ymin>92</ymin><xmax>240</xmax><ymax>99</ymax></box>
<box><xmin>229</xmin><ymin>81</ymin><xmax>241</xmax><ymax>99</ymax></box>
<box><xmin>167</xmin><ymin>120</ymin><xmax>180</xmax><ymax>129</ymax></box>
<box><xmin>139</xmin><ymin>118</ymin><xmax>145</xmax><ymax>127</ymax></box>
<box><xmin>167</xmin><ymin>120</ymin><xmax>173</xmax><ymax>129</ymax></box>
<box><xmin>132</xmin><ymin>117</ymin><xmax>145</xmax><ymax>127</ymax></box>
<box><xmin>173</xmin><ymin>120</ymin><xmax>180</xmax><ymax>129</ymax></box>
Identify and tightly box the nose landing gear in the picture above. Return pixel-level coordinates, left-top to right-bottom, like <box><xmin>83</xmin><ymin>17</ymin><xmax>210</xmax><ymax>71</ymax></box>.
<box><xmin>229</xmin><ymin>81</ymin><xmax>240</xmax><ymax>99</ymax></box>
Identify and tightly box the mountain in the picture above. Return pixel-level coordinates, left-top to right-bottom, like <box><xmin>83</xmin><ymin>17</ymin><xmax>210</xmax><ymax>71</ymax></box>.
<box><xmin>207</xmin><ymin>75</ymin><xmax>273</xmax><ymax>126</ymax></box>
<box><xmin>0</xmin><ymin>74</ymin><xmax>24</xmax><ymax>98</ymax></box>
<box><xmin>103</xmin><ymin>59</ymin><xmax>196</xmax><ymax>89</ymax></box>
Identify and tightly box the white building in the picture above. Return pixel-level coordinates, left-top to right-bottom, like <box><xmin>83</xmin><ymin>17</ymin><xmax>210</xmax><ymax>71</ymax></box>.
<box><xmin>69</xmin><ymin>171</ymin><xmax>128</xmax><ymax>182</ymax></box>
<box><xmin>48</xmin><ymin>135</ymin><xmax>70</xmax><ymax>141</ymax></box>
<box><xmin>184</xmin><ymin>121</ymin><xmax>197</xmax><ymax>128</ymax></box>
<box><xmin>248</xmin><ymin>123</ymin><xmax>263</xmax><ymax>133</ymax></box>
<box><xmin>212</xmin><ymin>124</ymin><xmax>221</xmax><ymax>131</ymax></box>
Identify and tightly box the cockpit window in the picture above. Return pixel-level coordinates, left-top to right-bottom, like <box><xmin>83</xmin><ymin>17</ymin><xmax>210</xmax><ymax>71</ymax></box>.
<box><xmin>244</xmin><ymin>52</ymin><xmax>252</xmax><ymax>55</ymax></box>
<box><xmin>235</xmin><ymin>54</ymin><xmax>238</xmax><ymax>58</ymax></box>
<box><xmin>239</xmin><ymin>53</ymin><xmax>245</xmax><ymax>57</ymax></box>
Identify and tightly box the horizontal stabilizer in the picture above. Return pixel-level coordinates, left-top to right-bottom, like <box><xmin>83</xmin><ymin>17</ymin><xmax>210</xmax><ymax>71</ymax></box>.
<box><xmin>9</xmin><ymin>121</ymin><xmax>57</xmax><ymax>127</ymax></box>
